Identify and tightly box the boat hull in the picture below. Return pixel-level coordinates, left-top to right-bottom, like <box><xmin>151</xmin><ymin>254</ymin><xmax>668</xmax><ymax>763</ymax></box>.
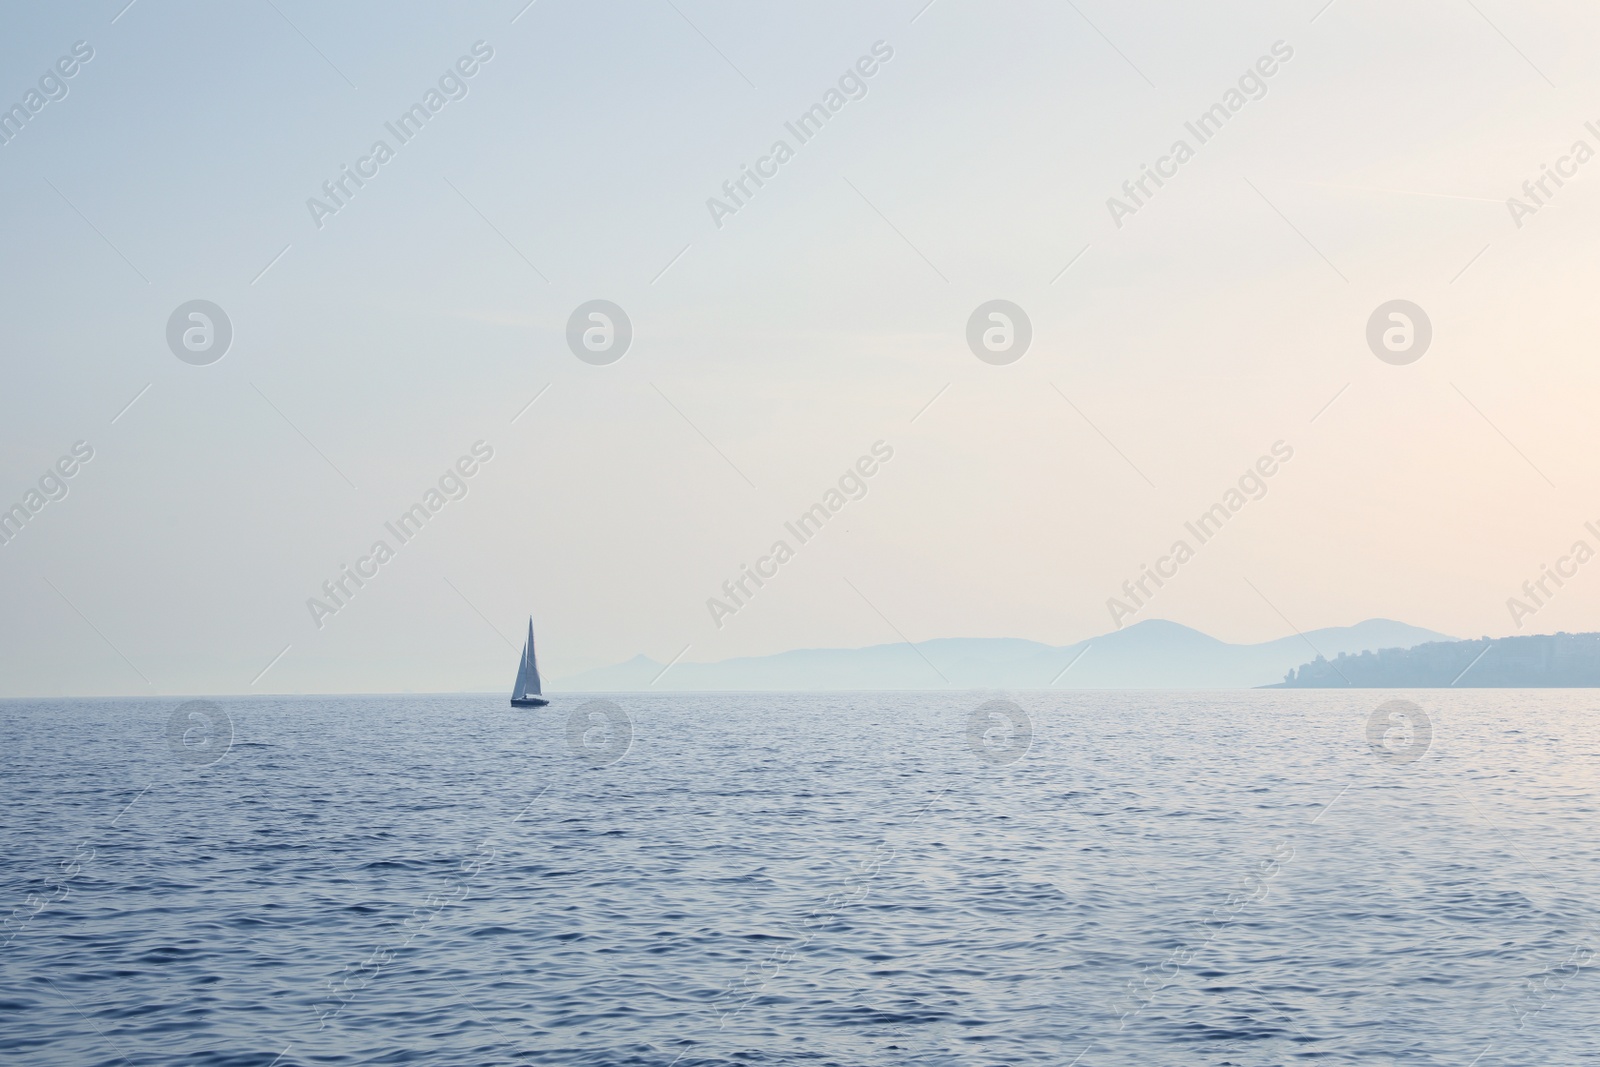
<box><xmin>510</xmin><ymin>697</ymin><xmax>549</xmax><ymax>707</ymax></box>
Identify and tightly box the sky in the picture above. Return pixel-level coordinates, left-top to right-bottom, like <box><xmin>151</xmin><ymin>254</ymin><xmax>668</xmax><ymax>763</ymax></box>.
<box><xmin>3</xmin><ymin>0</ymin><xmax>1600</xmax><ymax>696</ymax></box>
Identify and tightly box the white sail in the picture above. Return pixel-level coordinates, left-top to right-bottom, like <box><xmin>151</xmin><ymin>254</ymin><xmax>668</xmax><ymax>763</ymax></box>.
<box><xmin>511</xmin><ymin>639</ymin><xmax>529</xmax><ymax>700</ymax></box>
<box><xmin>524</xmin><ymin>618</ymin><xmax>543</xmax><ymax>696</ymax></box>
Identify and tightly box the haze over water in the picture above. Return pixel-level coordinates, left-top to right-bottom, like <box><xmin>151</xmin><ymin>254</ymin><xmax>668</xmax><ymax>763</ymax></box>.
<box><xmin>4</xmin><ymin>691</ymin><xmax>1596</xmax><ymax>1065</ymax></box>
<box><xmin>7</xmin><ymin>2</ymin><xmax>1600</xmax><ymax>696</ymax></box>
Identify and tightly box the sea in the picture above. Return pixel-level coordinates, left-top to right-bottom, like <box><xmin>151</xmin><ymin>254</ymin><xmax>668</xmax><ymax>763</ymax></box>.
<box><xmin>1</xmin><ymin>691</ymin><xmax>1597</xmax><ymax>1066</ymax></box>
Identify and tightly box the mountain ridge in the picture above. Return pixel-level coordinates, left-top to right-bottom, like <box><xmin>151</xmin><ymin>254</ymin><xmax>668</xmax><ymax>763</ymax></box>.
<box><xmin>558</xmin><ymin>618</ymin><xmax>1455</xmax><ymax>691</ymax></box>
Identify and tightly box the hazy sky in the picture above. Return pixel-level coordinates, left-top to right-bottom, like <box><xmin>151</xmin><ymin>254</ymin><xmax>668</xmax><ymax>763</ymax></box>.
<box><xmin>4</xmin><ymin>0</ymin><xmax>1600</xmax><ymax>696</ymax></box>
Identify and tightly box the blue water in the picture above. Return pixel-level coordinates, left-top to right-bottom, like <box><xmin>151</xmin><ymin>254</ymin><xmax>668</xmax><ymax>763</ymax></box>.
<box><xmin>2</xmin><ymin>691</ymin><xmax>1597</xmax><ymax>1065</ymax></box>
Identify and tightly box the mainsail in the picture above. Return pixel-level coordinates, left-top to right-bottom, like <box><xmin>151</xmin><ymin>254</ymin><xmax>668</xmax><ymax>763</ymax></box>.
<box><xmin>512</xmin><ymin>641</ymin><xmax>528</xmax><ymax>700</ymax></box>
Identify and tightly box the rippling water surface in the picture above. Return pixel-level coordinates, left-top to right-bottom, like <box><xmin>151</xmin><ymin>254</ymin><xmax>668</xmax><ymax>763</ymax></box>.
<box><xmin>2</xmin><ymin>691</ymin><xmax>1598</xmax><ymax>1065</ymax></box>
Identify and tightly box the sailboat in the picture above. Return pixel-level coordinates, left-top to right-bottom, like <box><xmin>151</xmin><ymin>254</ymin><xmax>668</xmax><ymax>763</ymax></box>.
<box><xmin>510</xmin><ymin>618</ymin><xmax>549</xmax><ymax>707</ymax></box>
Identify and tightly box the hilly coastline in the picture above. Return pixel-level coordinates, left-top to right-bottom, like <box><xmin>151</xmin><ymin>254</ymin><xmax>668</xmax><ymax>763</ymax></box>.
<box><xmin>1272</xmin><ymin>631</ymin><xmax>1600</xmax><ymax>687</ymax></box>
<box><xmin>559</xmin><ymin>618</ymin><xmax>1453</xmax><ymax>691</ymax></box>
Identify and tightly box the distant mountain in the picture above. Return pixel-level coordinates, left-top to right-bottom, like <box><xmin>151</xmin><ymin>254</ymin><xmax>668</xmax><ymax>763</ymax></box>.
<box><xmin>1271</xmin><ymin>631</ymin><xmax>1600</xmax><ymax>687</ymax></box>
<box><xmin>558</xmin><ymin>618</ymin><xmax>1455</xmax><ymax>691</ymax></box>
